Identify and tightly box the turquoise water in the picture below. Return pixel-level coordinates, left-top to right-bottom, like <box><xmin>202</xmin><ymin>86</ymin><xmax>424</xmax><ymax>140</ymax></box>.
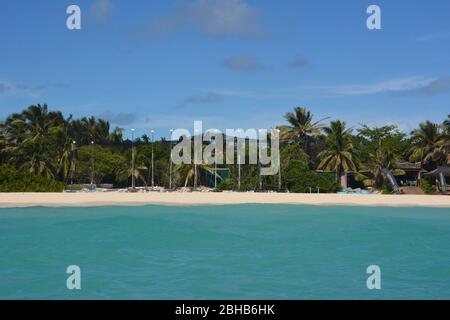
<box><xmin>1</xmin><ymin>204</ymin><xmax>450</xmax><ymax>300</ymax></box>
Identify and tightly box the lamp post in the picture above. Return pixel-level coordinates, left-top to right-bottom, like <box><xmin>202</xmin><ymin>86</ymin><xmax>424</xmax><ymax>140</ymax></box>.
<box><xmin>169</xmin><ymin>129</ymin><xmax>174</xmax><ymax>190</ymax></box>
<box><xmin>258</xmin><ymin>131</ymin><xmax>262</xmax><ymax>192</ymax></box>
<box><xmin>277</xmin><ymin>129</ymin><xmax>282</xmax><ymax>192</ymax></box>
<box><xmin>131</xmin><ymin>129</ymin><xmax>136</xmax><ymax>190</ymax></box>
<box><xmin>213</xmin><ymin>136</ymin><xmax>217</xmax><ymax>190</ymax></box>
<box><xmin>151</xmin><ymin>129</ymin><xmax>155</xmax><ymax>189</ymax></box>
<box><xmin>193</xmin><ymin>128</ymin><xmax>199</xmax><ymax>191</ymax></box>
<box><xmin>71</xmin><ymin>141</ymin><xmax>76</xmax><ymax>185</ymax></box>
<box><xmin>237</xmin><ymin>131</ymin><xmax>241</xmax><ymax>192</ymax></box>
<box><xmin>90</xmin><ymin>141</ymin><xmax>94</xmax><ymax>187</ymax></box>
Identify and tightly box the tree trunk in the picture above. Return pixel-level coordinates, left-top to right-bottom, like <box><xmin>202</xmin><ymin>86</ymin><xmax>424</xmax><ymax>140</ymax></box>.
<box><xmin>303</xmin><ymin>136</ymin><xmax>309</xmax><ymax>156</ymax></box>
<box><xmin>340</xmin><ymin>172</ymin><xmax>348</xmax><ymax>188</ymax></box>
<box><xmin>193</xmin><ymin>165</ymin><xmax>198</xmax><ymax>189</ymax></box>
<box><xmin>335</xmin><ymin>169</ymin><xmax>340</xmax><ymax>184</ymax></box>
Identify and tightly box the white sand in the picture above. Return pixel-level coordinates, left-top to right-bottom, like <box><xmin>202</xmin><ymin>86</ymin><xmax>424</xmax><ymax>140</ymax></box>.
<box><xmin>0</xmin><ymin>192</ymin><xmax>449</xmax><ymax>208</ymax></box>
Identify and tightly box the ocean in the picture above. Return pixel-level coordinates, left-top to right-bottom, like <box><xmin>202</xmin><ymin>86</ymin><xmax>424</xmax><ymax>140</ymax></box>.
<box><xmin>1</xmin><ymin>204</ymin><xmax>450</xmax><ymax>299</ymax></box>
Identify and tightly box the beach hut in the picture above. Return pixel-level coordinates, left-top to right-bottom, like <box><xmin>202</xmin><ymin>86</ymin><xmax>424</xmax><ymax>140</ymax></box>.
<box><xmin>393</xmin><ymin>162</ymin><xmax>424</xmax><ymax>187</ymax></box>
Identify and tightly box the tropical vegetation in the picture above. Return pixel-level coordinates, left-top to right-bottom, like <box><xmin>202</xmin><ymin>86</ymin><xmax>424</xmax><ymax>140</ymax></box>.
<box><xmin>0</xmin><ymin>105</ymin><xmax>449</xmax><ymax>193</ymax></box>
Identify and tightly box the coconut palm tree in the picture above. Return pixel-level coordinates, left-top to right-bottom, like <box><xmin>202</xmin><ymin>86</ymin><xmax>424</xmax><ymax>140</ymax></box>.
<box><xmin>409</xmin><ymin>121</ymin><xmax>448</xmax><ymax>168</ymax></box>
<box><xmin>278</xmin><ymin>107</ymin><xmax>328</xmax><ymax>155</ymax></box>
<box><xmin>318</xmin><ymin>120</ymin><xmax>358</xmax><ymax>187</ymax></box>
<box><xmin>356</xmin><ymin>142</ymin><xmax>404</xmax><ymax>189</ymax></box>
<box><xmin>106</xmin><ymin>126</ymin><xmax>123</xmax><ymax>146</ymax></box>
<box><xmin>2</xmin><ymin>104</ymin><xmax>63</xmax><ymax>144</ymax></box>
<box><xmin>55</xmin><ymin>118</ymin><xmax>78</xmax><ymax>182</ymax></box>
<box><xmin>127</xmin><ymin>166</ymin><xmax>147</xmax><ymax>187</ymax></box>
<box><xmin>18</xmin><ymin>104</ymin><xmax>64</xmax><ymax>142</ymax></box>
<box><xmin>173</xmin><ymin>161</ymin><xmax>222</xmax><ymax>189</ymax></box>
<box><xmin>70</xmin><ymin>117</ymin><xmax>112</xmax><ymax>146</ymax></box>
<box><xmin>84</xmin><ymin>117</ymin><xmax>109</xmax><ymax>144</ymax></box>
<box><xmin>116</xmin><ymin>147</ymin><xmax>147</xmax><ymax>187</ymax></box>
<box><xmin>1</xmin><ymin>105</ymin><xmax>65</xmax><ymax>177</ymax></box>
<box><xmin>18</xmin><ymin>138</ymin><xmax>57</xmax><ymax>178</ymax></box>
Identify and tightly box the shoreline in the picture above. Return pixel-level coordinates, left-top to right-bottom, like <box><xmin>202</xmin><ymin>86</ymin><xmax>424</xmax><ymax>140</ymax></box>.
<box><xmin>0</xmin><ymin>192</ymin><xmax>449</xmax><ymax>208</ymax></box>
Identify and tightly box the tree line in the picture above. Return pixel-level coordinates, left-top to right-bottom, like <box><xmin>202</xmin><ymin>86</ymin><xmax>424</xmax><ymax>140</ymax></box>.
<box><xmin>0</xmin><ymin>104</ymin><xmax>449</xmax><ymax>193</ymax></box>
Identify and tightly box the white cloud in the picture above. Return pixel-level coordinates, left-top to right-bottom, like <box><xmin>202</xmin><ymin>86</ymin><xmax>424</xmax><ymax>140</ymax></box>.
<box><xmin>176</xmin><ymin>92</ymin><xmax>223</xmax><ymax>109</ymax></box>
<box><xmin>134</xmin><ymin>0</ymin><xmax>271</xmax><ymax>40</ymax></box>
<box><xmin>289</xmin><ymin>56</ymin><xmax>310</xmax><ymax>68</ymax></box>
<box><xmin>415</xmin><ymin>31</ymin><xmax>450</xmax><ymax>42</ymax></box>
<box><xmin>98</xmin><ymin>111</ymin><xmax>137</xmax><ymax>125</ymax></box>
<box><xmin>0</xmin><ymin>79</ymin><xmax>67</xmax><ymax>97</ymax></box>
<box><xmin>0</xmin><ymin>82</ymin><xmax>10</xmax><ymax>94</ymax></box>
<box><xmin>212</xmin><ymin>89</ymin><xmax>295</xmax><ymax>100</ymax></box>
<box><xmin>223</xmin><ymin>54</ymin><xmax>265</xmax><ymax>72</ymax></box>
<box><xmin>308</xmin><ymin>76</ymin><xmax>450</xmax><ymax>97</ymax></box>
<box><xmin>90</xmin><ymin>0</ymin><xmax>113</xmax><ymax>24</ymax></box>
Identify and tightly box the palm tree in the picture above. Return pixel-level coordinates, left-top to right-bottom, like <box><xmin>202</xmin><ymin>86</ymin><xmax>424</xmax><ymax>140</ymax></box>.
<box><xmin>409</xmin><ymin>121</ymin><xmax>448</xmax><ymax>168</ymax></box>
<box><xmin>18</xmin><ymin>104</ymin><xmax>64</xmax><ymax>142</ymax></box>
<box><xmin>278</xmin><ymin>107</ymin><xmax>328</xmax><ymax>155</ymax></box>
<box><xmin>356</xmin><ymin>143</ymin><xmax>404</xmax><ymax>189</ymax></box>
<box><xmin>127</xmin><ymin>166</ymin><xmax>147</xmax><ymax>187</ymax></box>
<box><xmin>19</xmin><ymin>138</ymin><xmax>57</xmax><ymax>178</ymax></box>
<box><xmin>83</xmin><ymin>117</ymin><xmax>109</xmax><ymax>144</ymax></box>
<box><xmin>107</xmin><ymin>127</ymin><xmax>124</xmax><ymax>147</ymax></box>
<box><xmin>2</xmin><ymin>104</ymin><xmax>65</xmax><ymax>176</ymax></box>
<box><xmin>2</xmin><ymin>104</ymin><xmax>64</xmax><ymax>142</ymax></box>
<box><xmin>70</xmin><ymin>117</ymin><xmax>112</xmax><ymax>146</ymax></box>
<box><xmin>96</xmin><ymin>119</ymin><xmax>111</xmax><ymax>144</ymax></box>
<box><xmin>117</xmin><ymin>147</ymin><xmax>147</xmax><ymax>187</ymax></box>
<box><xmin>174</xmin><ymin>161</ymin><xmax>222</xmax><ymax>188</ymax></box>
<box><xmin>56</xmin><ymin>118</ymin><xmax>78</xmax><ymax>182</ymax></box>
<box><xmin>318</xmin><ymin>120</ymin><xmax>358</xmax><ymax>187</ymax></box>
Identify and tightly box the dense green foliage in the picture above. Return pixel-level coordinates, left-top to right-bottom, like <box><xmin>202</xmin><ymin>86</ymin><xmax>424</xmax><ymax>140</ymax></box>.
<box><xmin>409</xmin><ymin>121</ymin><xmax>449</xmax><ymax>171</ymax></box>
<box><xmin>420</xmin><ymin>177</ymin><xmax>436</xmax><ymax>195</ymax></box>
<box><xmin>218</xmin><ymin>179</ymin><xmax>236</xmax><ymax>191</ymax></box>
<box><xmin>317</xmin><ymin>120</ymin><xmax>358</xmax><ymax>184</ymax></box>
<box><xmin>283</xmin><ymin>161</ymin><xmax>340</xmax><ymax>193</ymax></box>
<box><xmin>0</xmin><ymin>105</ymin><xmax>448</xmax><ymax>193</ymax></box>
<box><xmin>381</xmin><ymin>184</ymin><xmax>394</xmax><ymax>195</ymax></box>
<box><xmin>354</xmin><ymin>125</ymin><xmax>408</xmax><ymax>189</ymax></box>
<box><xmin>0</xmin><ymin>166</ymin><xmax>64</xmax><ymax>192</ymax></box>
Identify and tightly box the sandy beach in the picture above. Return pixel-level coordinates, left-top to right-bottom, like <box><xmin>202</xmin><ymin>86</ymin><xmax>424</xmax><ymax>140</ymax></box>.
<box><xmin>0</xmin><ymin>192</ymin><xmax>449</xmax><ymax>208</ymax></box>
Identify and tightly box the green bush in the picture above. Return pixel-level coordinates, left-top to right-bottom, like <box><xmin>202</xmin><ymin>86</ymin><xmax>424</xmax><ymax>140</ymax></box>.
<box><xmin>0</xmin><ymin>166</ymin><xmax>65</xmax><ymax>192</ymax></box>
<box><xmin>381</xmin><ymin>183</ymin><xmax>394</xmax><ymax>194</ymax></box>
<box><xmin>284</xmin><ymin>161</ymin><xmax>341</xmax><ymax>193</ymax></box>
<box><xmin>217</xmin><ymin>179</ymin><xmax>235</xmax><ymax>191</ymax></box>
<box><xmin>420</xmin><ymin>177</ymin><xmax>436</xmax><ymax>195</ymax></box>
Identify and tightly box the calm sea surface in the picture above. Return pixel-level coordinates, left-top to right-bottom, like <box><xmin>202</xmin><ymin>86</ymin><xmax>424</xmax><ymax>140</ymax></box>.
<box><xmin>1</xmin><ymin>204</ymin><xmax>450</xmax><ymax>299</ymax></box>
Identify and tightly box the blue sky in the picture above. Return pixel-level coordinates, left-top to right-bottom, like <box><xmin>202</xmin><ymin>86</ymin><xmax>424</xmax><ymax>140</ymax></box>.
<box><xmin>0</xmin><ymin>0</ymin><xmax>449</xmax><ymax>139</ymax></box>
